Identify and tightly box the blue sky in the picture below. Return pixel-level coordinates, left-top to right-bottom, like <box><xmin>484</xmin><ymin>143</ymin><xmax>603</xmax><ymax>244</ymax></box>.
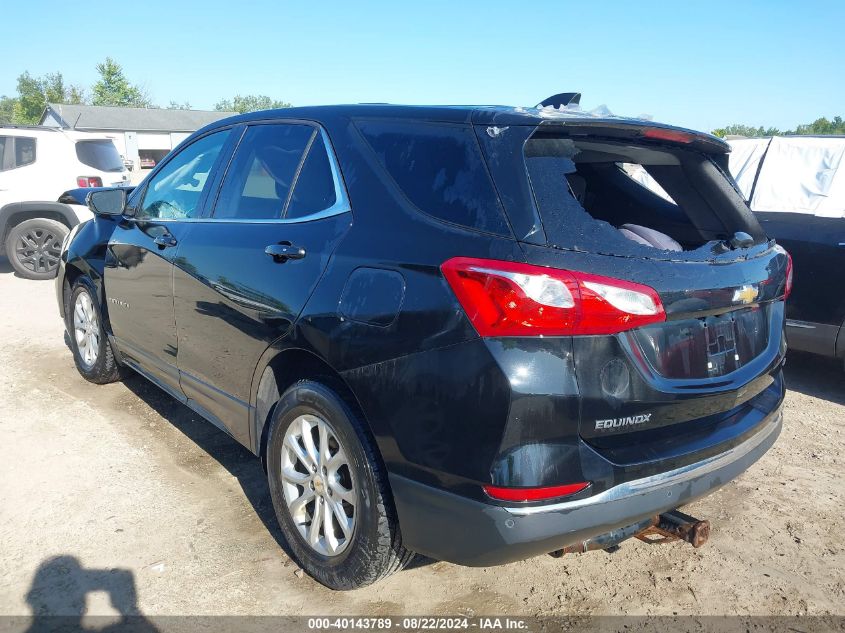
<box><xmin>2</xmin><ymin>0</ymin><xmax>842</xmax><ymax>132</ymax></box>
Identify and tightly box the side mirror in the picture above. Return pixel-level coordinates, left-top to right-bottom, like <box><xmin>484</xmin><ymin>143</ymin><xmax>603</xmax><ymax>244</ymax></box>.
<box><xmin>87</xmin><ymin>188</ymin><xmax>127</xmax><ymax>216</ymax></box>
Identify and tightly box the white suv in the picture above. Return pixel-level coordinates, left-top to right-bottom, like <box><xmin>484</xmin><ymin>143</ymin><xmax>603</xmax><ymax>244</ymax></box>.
<box><xmin>0</xmin><ymin>126</ymin><xmax>130</xmax><ymax>279</ymax></box>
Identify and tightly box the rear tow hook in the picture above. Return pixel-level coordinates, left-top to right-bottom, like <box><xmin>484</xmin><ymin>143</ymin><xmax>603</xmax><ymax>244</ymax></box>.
<box><xmin>635</xmin><ymin>509</ymin><xmax>710</xmax><ymax>548</ymax></box>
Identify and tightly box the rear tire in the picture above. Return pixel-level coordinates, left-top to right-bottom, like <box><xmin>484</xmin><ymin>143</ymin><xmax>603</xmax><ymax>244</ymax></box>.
<box><xmin>4</xmin><ymin>218</ymin><xmax>68</xmax><ymax>280</ymax></box>
<box><xmin>68</xmin><ymin>280</ymin><xmax>125</xmax><ymax>384</ymax></box>
<box><xmin>266</xmin><ymin>380</ymin><xmax>413</xmax><ymax>590</ymax></box>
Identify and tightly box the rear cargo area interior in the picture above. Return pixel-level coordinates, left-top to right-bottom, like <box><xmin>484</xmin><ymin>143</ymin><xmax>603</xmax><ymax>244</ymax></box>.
<box><xmin>524</xmin><ymin>136</ymin><xmax>759</xmax><ymax>256</ymax></box>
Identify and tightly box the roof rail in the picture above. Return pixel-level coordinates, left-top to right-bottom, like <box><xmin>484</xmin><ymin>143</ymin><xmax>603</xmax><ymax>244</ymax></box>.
<box><xmin>536</xmin><ymin>92</ymin><xmax>581</xmax><ymax>109</ymax></box>
<box><xmin>0</xmin><ymin>124</ymin><xmax>61</xmax><ymax>131</ymax></box>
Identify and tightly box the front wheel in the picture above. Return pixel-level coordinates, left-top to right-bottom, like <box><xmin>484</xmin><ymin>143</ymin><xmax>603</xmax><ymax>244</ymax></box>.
<box><xmin>4</xmin><ymin>218</ymin><xmax>68</xmax><ymax>280</ymax></box>
<box><xmin>68</xmin><ymin>280</ymin><xmax>125</xmax><ymax>384</ymax></box>
<box><xmin>267</xmin><ymin>380</ymin><xmax>413</xmax><ymax>590</ymax></box>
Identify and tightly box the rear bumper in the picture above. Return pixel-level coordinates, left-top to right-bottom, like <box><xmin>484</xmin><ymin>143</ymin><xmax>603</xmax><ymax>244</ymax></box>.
<box><xmin>391</xmin><ymin>405</ymin><xmax>782</xmax><ymax>566</ymax></box>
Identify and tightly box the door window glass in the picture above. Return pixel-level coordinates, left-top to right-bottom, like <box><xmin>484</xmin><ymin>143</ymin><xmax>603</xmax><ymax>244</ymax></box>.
<box><xmin>137</xmin><ymin>130</ymin><xmax>229</xmax><ymax>220</ymax></box>
<box><xmin>286</xmin><ymin>134</ymin><xmax>338</xmax><ymax>219</ymax></box>
<box><xmin>15</xmin><ymin>137</ymin><xmax>36</xmax><ymax>167</ymax></box>
<box><xmin>213</xmin><ymin>124</ymin><xmax>313</xmax><ymax>220</ymax></box>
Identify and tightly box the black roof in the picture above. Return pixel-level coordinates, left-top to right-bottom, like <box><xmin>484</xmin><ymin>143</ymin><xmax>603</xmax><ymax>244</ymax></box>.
<box><xmin>189</xmin><ymin>103</ymin><xmax>730</xmax><ymax>154</ymax></box>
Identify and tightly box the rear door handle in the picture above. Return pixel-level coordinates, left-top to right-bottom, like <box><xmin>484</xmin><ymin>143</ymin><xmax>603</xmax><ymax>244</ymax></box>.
<box><xmin>153</xmin><ymin>234</ymin><xmax>178</xmax><ymax>248</ymax></box>
<box><xmin>265</xmin><ymin>243</ymin><xmax>306</xmax><ymax>261</ymax></box>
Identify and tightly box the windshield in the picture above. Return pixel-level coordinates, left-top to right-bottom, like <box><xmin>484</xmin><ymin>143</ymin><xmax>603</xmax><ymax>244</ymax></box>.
<box><xmin>76</xmin><ymin>140</ymin><xmax>124</xmax><ymax>173</ymax></box>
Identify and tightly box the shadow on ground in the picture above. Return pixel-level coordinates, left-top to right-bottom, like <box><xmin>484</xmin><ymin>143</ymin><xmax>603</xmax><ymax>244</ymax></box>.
<box><xmin>784</xmin><ymin>350</ymin><xmax>845</xmax><ymax>406</ymax></box>
<box><xmin>21</xmin><ymin>555</ymin><xmax>159</xmax><ymax>631</ymax></box>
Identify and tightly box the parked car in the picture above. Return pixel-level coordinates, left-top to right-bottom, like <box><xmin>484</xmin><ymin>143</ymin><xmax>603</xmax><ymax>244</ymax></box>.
<box><xmin>0</xmin><ymin>126</ymin><xmax>129</xmax><ymax>279</ymax></box>
<box><xmin>728</xmin><ymin>136</ymin><xmax>845</xmax><ymax>366</ymax></box>
<box><xmin>56</xmin><ymin>99</ymin><xmax>789</xmax><ymax>590</ymax></box>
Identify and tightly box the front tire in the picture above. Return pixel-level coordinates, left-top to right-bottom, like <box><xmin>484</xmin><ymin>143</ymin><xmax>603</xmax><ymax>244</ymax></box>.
<box><xmin>4</xmin><ymin>218</ymin><xmax>68</xmax><ymax>280</ymax></box>
<box><xmin>68</xmin><ymin>280</ymin><xmax>124</xmax><ymax>384</ymax></box>
<box><xmin>267</xmin><ymin>380</ymin><xmax>413</xmax><ymax>590</ymax></box>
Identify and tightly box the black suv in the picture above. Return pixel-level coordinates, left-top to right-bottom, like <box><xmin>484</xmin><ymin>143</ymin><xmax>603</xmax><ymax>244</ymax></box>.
<box><xmin>57</xmin><ymin>100</ymin><xmax>789</xmax><ymax>590</ymax></box>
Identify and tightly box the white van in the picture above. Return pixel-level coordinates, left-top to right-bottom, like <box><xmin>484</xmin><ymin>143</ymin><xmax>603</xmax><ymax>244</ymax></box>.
<box><xmin>0</xmin><ymin>126</ymin><xmax>130</xmax><ymax>279</ymax></box>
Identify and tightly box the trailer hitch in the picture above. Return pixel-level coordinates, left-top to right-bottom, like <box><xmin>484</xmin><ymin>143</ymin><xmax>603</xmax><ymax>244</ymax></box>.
<box><xmin>636</xmin><ymin>509</ymin><xmax>710</xmax><ymax>548</ymax></box>
<box><xmin>548</xmin><ymin>509</ymin><xmax>709</xmax><ymax>558</ymax></box>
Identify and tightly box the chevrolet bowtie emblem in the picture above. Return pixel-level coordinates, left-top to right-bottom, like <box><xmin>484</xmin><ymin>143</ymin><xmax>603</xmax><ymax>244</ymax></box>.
<box><xmin>732</xmin><ymin>284</ymin><xmax>759</xmax><ymax>305</ymax></box>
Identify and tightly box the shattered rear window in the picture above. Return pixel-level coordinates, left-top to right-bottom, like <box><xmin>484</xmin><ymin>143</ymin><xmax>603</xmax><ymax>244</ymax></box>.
<box><xmin>523</xmin><ymin>134</ymin><xmax>747</xmax><ymax>260</ymax></box>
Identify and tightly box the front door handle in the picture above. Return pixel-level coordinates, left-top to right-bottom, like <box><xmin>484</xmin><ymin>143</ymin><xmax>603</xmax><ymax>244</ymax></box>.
<box><xmin>265</xmin><ymin>243</ymin><xmax>306</xmax><ymax>261</ymax></box>
<box><xmin>153</xmin><ymin>234</ymin><xmax>178</xmax><ymax>248</ymax></box>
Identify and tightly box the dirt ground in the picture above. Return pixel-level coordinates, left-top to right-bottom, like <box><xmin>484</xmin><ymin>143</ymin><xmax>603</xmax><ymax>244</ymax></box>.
<box><xmin>0</xmin><ymin>258</ymin><xmax>842</xmax><ymax>621</ymax></box>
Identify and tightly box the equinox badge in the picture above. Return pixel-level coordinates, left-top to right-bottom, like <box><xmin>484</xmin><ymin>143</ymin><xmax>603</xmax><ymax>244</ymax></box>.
<box><xmin>595</xmin><ymin>413</ymin><xmax>652</xmax><ymax>430</ymax></box>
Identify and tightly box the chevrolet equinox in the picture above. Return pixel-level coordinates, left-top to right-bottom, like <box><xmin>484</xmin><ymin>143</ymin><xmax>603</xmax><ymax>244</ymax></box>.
<box><xmin>56</xmin><ymin>97</ymin><xmax>789</xmax><ymax>590</ymax></box>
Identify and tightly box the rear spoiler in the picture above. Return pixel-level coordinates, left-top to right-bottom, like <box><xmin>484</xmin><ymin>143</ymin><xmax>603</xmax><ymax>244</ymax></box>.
<box><xmin>536</xmin><ymin>92</ymin><xmax>582</xmax><ymax>109</ymax></box>
<box><xmin>58</xmin><ymin>185</ymin><xmax>135</xmax><ymax>206</ymax></box>
<box><xmin>532</xmin><ymin>118</ymin><xmax>730</xmax><ymax>154</ymax></box>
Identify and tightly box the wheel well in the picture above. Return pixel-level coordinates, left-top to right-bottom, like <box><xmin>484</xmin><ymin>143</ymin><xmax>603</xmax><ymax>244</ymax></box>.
<box><xmin>255</xmin><ymin>349</ymin><xmax>372</xmax><ymax>470</ymax></box>
<box><xmin>60</xmin><ymin>264</ymin><xmax>87</xmax><ymax>324</ymax></box>
<box><xmin>3</xmin><ymin>210</ymin><xmax>72</xmax><ymax>236</ymax></box>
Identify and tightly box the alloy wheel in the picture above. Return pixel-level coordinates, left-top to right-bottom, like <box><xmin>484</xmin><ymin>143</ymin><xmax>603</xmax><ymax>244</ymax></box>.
<box><xmin>73</xmin><ymin>292</ymin><xmax>100</xmax><ymax>370</ymax></box>
<box><xmin>281</xmin><ymin>414</ymin><xmax>357</xmax><ymax>556</ymax></box>
<box><xmin>14</xmin><ymin>227</ymin><xmax>63</xmax><ymax>275</ymax></box>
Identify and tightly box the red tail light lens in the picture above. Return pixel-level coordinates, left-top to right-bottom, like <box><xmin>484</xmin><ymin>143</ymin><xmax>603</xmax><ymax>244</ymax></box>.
<box><xmin>441</xmin><ymin>257</ymin><xmax>665</xmax><ymax>337</ymax></box>
<box><xmin>641</xmin><ymin>128</ymin><xmax>695</xmax><ymax>144</ymax></box>
<box><xmin>483</xmin><ymin>482</ymin><xmax>590</xmax><ymax>502</ymax></box>
<box><xmin>784</xmin><ymin>251</ymin><xmax>793</xmax><ymax>299</ymax></box>
<box><xmin>77</xmin><ymin>176</ymin><xmax>103</xmax><ymax>187</ymax></box>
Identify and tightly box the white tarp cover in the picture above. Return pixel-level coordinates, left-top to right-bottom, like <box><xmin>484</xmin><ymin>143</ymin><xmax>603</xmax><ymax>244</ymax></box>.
<box><xmin>726</xmin><ymin>138</ymin><xmax>771</xmax><ymax>201</ymax></box>
<box><xmin>742</xmin><ymin>136</ymin><xmax>845</xmax><ymax>218</ymax></box>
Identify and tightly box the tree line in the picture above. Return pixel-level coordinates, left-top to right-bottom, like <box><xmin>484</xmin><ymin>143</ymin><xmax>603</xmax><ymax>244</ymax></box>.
<box><xmin>710</xmin><ymin>117</ymin><xmax>845</xmax><ymax>138</ymax></box>
<box><xmin>0</xmin><ymin>58</ymin><xmax>291</xmax><ymax>125</ymax></box>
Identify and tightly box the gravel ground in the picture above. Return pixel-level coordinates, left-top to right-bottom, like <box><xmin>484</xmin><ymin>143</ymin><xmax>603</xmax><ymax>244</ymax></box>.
<box><xmin>0</xmin><ymin>259</ymin><xmax>842</xmax><ymax>623</ymax></box>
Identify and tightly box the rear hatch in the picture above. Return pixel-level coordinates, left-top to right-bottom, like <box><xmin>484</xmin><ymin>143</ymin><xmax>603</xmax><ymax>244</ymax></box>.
<box><xmin>479</xmin><ymin>118</ymin><xmax>788</xmax><ymax>462</ymax></box>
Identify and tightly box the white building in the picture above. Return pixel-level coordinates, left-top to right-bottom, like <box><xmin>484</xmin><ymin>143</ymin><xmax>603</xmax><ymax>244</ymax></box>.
<box><xmin>40</xmin><ymin>103</ymin><xmax>236</xmax><ymax>183</ymax></box>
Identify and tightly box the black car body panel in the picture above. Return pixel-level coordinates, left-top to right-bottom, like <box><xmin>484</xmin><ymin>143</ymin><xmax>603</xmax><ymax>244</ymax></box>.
<box><xmin>57</xmin><ymin>103</ymin><xmax>787</xmax><ymax>565</ymax></box>
<box><xmin>755</xmin><ymin>211</ymin><xmax>845</xmax><ymax>358</ymax></box>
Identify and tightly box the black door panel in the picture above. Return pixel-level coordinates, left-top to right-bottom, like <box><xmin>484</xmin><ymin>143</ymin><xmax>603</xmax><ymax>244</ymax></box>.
<box><xmin>105</xmin><ymin>220</ymin><xmax>190</xmax><ymax>392</ymax></box>
<box><xmin>172</xmin><ymin>123</ymin><xmax>351</xmax><ymax>448</ymax></box>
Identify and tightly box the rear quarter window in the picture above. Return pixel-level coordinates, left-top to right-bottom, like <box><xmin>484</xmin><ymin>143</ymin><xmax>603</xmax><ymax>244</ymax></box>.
<box><xmin>76</xmin><ymin>140</ymin><xmax>124</xmax><ymax>172</ymax></box>
<box><xmin>357</xmin><ymin>120</ymin><xmax>510</xmax><ymax>236</ymax></box>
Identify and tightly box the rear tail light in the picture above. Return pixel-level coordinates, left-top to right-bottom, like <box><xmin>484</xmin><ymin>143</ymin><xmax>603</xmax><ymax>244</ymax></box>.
<box><xmin>784</xmin><ymin>251</ymin><xmax>793</xmax><ymax>299</ymax></box>
<box><xmin>441</xmin><ymin>257</ymin><xmax>665</xmax><ymax>337</ymax></box>
<box><xmin>641</xmin><ymin>128</ymin><xmax>695</xmax><ymax>144</ymax></box>
<box><xmin>483</xmin><ymin>482</ymin><xmax>590</xmax><ymax>502</ymax></box>
<box><xmin>77</xmin><ymin>176</ymin><xmax>103</xmax><ymax>187</ymax></box>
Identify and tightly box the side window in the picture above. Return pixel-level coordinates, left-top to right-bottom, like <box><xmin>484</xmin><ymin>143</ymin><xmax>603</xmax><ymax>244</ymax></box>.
<box><xmin>15</xmin><ymin>137</ymin><xmax>36</xmax><ymax>167</ymax></box>
<box><xmin>213</xmin><ymin>124</ymin><xmax>313</xmax><ymax>220</ymax></box>
<box><xmin>0</xmin><ymin>136</ymin><xmax>36</xmax><ymax>171</ymax></box>
<box><xmin>356</xmin><ymin>120</ymin><xmax>509</xmax><ymax>235</ymax></box>
<box><xmin>286</xmin><ymin>133</ymin><xmax>338</xmax><ymax>219</ymax></box>
<box><xmin>0</xmin><ymin>136</ymin><xmax>10</xmax><ymax>171</ymax></box>
<box><xmin>137</xmin><ymin>130</ymin><xmax>229</xmax><ymax>220</ymax></box>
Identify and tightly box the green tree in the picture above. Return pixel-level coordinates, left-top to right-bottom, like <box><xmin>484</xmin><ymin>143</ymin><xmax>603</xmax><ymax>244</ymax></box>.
<box><xmin>793</xmin><ymin>116</ymin><xmax>845</xmax><ymax>135</ymax></box>
<box><xmin>711</xmin><ymin>123</ymin><xmax>782</xmax><ymax>138</ymax></box>
<box><xmin>167</xmin><ymin>100</ymin><xmax>192</xmax><ymax>110</ymax></box>
<box><xmin>9</xmin><ymin>71</ymin><xmax>86</xmax><ymax>124</ymax></box>
<box><xmin>91</xmin><ymin>58</ymin><xmax>151</xmax><ymax>108</ymax></box>
<box><xmin>214</xmin><ymin>95</ymin><xmax>291</xmax><ymax>114</ymax></box>
<box><xmin>0</xmin><ymin>95</ymin><xmax>16</xmax><ymax>124</ymax></box>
